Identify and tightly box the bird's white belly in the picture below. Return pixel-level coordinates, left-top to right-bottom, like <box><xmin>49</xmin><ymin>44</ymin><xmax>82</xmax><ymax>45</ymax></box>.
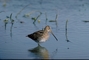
<box><xmin>39</xmin><ymin>38</ymin><xmax>47</xmax><ymax>43</ymax></box>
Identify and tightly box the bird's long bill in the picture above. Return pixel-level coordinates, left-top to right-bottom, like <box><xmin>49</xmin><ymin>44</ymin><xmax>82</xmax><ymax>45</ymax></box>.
<box><xmin>51</xmin><ymin>31</ymin><xmax>58</xmax><ymax>41</ymax></box>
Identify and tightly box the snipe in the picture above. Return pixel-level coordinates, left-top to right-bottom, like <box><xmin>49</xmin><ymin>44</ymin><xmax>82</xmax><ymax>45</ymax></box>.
<box><xmin>26</xmin><ymin>25</ymin><xmax>58</xmax><ymax>44</ymax></box>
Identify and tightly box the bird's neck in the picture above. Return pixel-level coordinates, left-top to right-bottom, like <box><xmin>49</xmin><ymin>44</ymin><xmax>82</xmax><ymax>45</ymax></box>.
<box><xmin>43</xmin><ymin>29</ymin><xmax>49</xmax><ymax>34</ymax></box>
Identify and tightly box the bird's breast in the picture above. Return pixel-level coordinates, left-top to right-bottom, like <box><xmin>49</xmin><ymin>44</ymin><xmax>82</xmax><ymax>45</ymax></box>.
<box><xmin>38</xmin><ymin>34</ymin><xmax>49</xmax><ymax>43</ymax></box>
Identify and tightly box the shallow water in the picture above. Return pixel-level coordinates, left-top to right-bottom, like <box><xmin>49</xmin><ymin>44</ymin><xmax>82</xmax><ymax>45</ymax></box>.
<box><xmin>0</xmin><ymin>0</ymin><xmax>89</xmax><ymax>59</ymax></box>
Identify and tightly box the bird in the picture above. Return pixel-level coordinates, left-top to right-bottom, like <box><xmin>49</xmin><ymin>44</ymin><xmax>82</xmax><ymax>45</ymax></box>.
<box><xmin>26</xmin><ymin>25</ymin><xmax>58</xmax><ymax>45</ymax></box>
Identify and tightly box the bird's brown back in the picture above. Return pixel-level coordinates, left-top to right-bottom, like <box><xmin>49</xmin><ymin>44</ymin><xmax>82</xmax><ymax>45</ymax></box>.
<box><xmin>27</xmin><ymin>30</ymin><xmax>44</xmax><ymax>40</ymax></box>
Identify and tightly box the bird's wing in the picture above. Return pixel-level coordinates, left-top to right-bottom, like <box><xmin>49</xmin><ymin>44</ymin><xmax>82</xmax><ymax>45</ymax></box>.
<box><xmin>29</xmin><ymin>30</ymin><xmax>44</xmax><ymax>40</ymax></box>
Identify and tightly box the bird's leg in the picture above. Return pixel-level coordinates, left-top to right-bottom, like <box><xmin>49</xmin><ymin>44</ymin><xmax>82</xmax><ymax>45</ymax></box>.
<box><xmin>38</xmin><ymin>43</ymin><xmax>41</xmax><ymax>46</ymax></box>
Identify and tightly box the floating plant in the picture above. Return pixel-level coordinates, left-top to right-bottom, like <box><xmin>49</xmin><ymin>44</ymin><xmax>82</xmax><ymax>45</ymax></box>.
<box><xmin>38</xmin><ymin>20</ymin><xmax>40</xmax><ymax>23</ymax></box>
<box><xmin>23</xmin><ymin>11</ymin><xmax>38</xmax><ymax>18</ymax></box>
<box><xmin>31</xmin><ymin>17</ymin><xmax>36</xmax><ymax>21</ymax></box>
<box><xmin>3</xmin><ymin>18</ymin><xmax>9</xmax><ymax>30</ymax></box>
<box><xmin>3</xmin><ymin>13</ymin><xmax>15</xmax><ymax>38</ymax></box>
<box><xmin>23</xmin><ymin>14</ymin><xmax>30</xmax><ymax>18</ymax></box>
<box><xmin>15</xmin><ymin>4</ymin><xmax>30</xmax><ymax>19</ymax></box>
<box><xmin>32</xmin><ymin>12</ymin><xmax>42</xmax><ymax>24</ymax></box>
<box><xmin>3</xmin><ymin>2</ymin><xmax>6</xmax><ymax>7</ymax></box>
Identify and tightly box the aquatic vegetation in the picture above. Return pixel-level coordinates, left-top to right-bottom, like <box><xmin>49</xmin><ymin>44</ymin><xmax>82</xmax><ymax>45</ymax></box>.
<box><xmin>23</xmin><ymin>10</ymin><xmax>42</xmax><ymax>25</ymax></box>
<box><xmin>15</xmin><ymin>4</ymin><xmax>30</xmax><ymax>19</ymax></box>
<box><xmin>22</xmin><ymin>9</ymin><xmax>58</xmax><ymax>28</ymax></box>
<box><xmin>55</xmin><ymin>13</ymin><xmax>58</xmax><ymax>27</ymax></box>
<box><xmin>65</xmin><ymin>20</ymin><xmax>71</xmax><ymax>42</ymax></box>
<box><xmin>10</xmin><ymin>13</ymin><xmax>14</xmax><ymax>25</ymax></box>
<box><xmin>38</xmin><ymin>20</ymin><xmax>40</xmax><ymax>23</ymax></box>
<box><xmin>1</xmin><ymin>0</ymin><xmax>10</xmax><ymax>7</ymax></box>
<box><xmin>32</xmin><ymin>12</ymin><xmax>42</xmax><ymax>24</ymax></box>
<box><xmin>2</xmin><ymin>3</ymin><xmax>59</xmax><ymax>38</ymax></box>
<box><xmin>3</xmin><ymin>2</ymin><xmax>6</xmax><ymax>7</ymax></box>
<box><xmin>83</xmin><ymin>20</ymin><xmax>89</xmax><ymax>23</ymax></box>
<box><xmin>9</xmin><ymin>13</ymin><xmax>15</xmax><ymax>37</ymax></box>
<box><xmin>20</xmin><ymin>21</ymin><xmax>24</xmax><ymax>23</ymax></box>
<box><xmin>49</xmin><ymin>20</ymin><xmax>56</xmax><ymax>22</ymax></box>
<box><xmin>31</xmin><ymin>17</ymin><xmax>36</xmax><ymax>21</ymax></box>
<box><xmin>3</xmin><ymin>13</ymin><xmax>15</xmax><ymax>37</ymax></box>
<box><xmin>23</xmin><ymin>14</ymin><xmax>30</xmax><ymax>18</ymax></box>
<box><xmin>45</xmin><ymin>12</ymin><xmax>48</xmax><ymax>24</ymax></box>
<box><xmin>49</xmin><ymin>13</ymin><xmax>58</xmax><ymax>28</ymax></box>
<box><xmin>23</xmin><ymin>11</ymin><xmax>38</xmax><ymax>18</ymax></box>
<box><xmin>3</xmin><ymin>18</ymin><xmax>9</xmax><ymax>30</ymax></box>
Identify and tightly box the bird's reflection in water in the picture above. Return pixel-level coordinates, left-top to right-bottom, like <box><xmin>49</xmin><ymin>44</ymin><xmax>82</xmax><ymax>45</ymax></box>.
<box><xmin>28</xmin><ymin>44</ymin><xmax>49</xmax><ymax>59</ymax></box>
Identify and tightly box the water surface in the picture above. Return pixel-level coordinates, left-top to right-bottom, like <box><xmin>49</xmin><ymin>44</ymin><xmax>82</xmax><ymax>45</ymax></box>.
<box><xmin>0</xmin><ymin>0</ymin><xmax>89</xmax><ymax>59</ymax></box>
